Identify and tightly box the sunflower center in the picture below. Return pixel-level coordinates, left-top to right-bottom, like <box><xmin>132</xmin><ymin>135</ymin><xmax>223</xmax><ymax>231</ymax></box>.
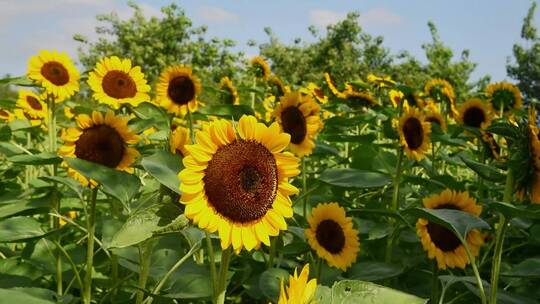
<box><xmin>75</xmin><ymin>125</ymin><xmax>125</xmax><ymax>168</ymax></box>
<box><xmin>316</xmin><ymin>219</ymin><xmax>346</xmax><ymax>254</ymax></box>
<box><xmin>281</xmin><ymin>106</ymin><xmax>307</xmax><ymax>144</ymax></box>
<box><xmin>168</xmin><ymin>76</ymin><xmax>195</xmax><ymax>105</ymax></box>
<box><xmin>102</xmin><ymin>71</ymin><xmax>137</xmax><ymax>99</ymax></box>
<box><xmin>427</xmin><ymin>204</ymin><xmax>462</xmax><ymax>252</ymax></box>
<box><xmin>203</xmin><ymin>139</ymin><xmax>278</xmax><ymax>223</ymax></box>
<box><xmin>41</xmin><ymin>61</ymin><xmax>69</xmax><ymax>86</ymax></box>
<box><xmin>26</xmin><ymin>96</ymin><xmax>42</xmax><ymax>110</ymax></box>
<box><xmin>0</xmin><ymin>109</ymin><xmax>8</xmax><ymax>117</ymax></box>
<box><xmin>463</xmin><ymin>107</ymin><xmax>485</xmax><ymax>128</ymax></box>
<box><xmin>403</xmin><ymin>117</ymin><xmax>424</xmax><ymax>149</ymax></box>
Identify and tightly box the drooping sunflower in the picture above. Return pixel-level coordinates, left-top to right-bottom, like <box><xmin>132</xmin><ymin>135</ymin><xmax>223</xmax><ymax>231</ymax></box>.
<box><xmin>344</xmin><ymin>90</ymin><xmax>379</xmax><ymax>107</ymax></box>
<box><xmin>87</xmin><ymin>56</ymin><xmax>150</xmax><ymax>109</ymax></box>
<box><xmin>403</xmin><ymin>91</ymin><xmax>425</xmax><ymax>109</ymax></box>
<box><xmin>274</xmin><ymin>92</ymin><xmax>321</xmax><ymax>157</ymax></box>
<box><xmin>219</xmin><ymin>76</ymin><xmax>240</xmax><ymax>105</ymax></box>
<box><xmin>27</xmin><ymin>50</ymin><xmax>80</xmax><ymax>102</ymax></box>
<box><xmin>305</xmin><ymin>202</ymin><xmax>360</xmax><ymax>271</ymax></box>
<box><xmin>58</xmin><ymin>111</ymin><xmax>140</xmax><ymax>186</ymax></box>
<box><xmin>16</xmin><ymin>90</ymin><xmax>47</xmax><ymax>119</ymax></box>
<box><xmin>306</xmin><ymin>82</ymin><xmax>328</xmax><ymax>104</ymax></box>
<box><xmin>324</xmin><ymin>72</ymin><xmax>347</xmax><ymax>99</ymax></box>
<box><xmin>250</xmin><ymin>56</ymin><xmax>271</xmax><ymax>80</ymax></box>
<box><xmin>169</xmin><ymin>126</ymin><xmax>191</xmax><ymax>157</ymax></box>
<box><xmin>458</xmin><ymin>98</ymin><xmax>493</xmax><ymax>130</ymax></box>
<box><xmin>178</xmin><ymin>115</ymin><xmax>300</xmax><ymax>252</ymax></box>
<box><xmin>156</xmin><ymin>65</ymin><xmax>201</xmax><ymax>116</ymax></box>
<box><xmin>269</xmin><ymin>75</ymin><xmax>290</xmax><ymax>97</ymax></box>
<box><xmin>398</xmin><ymin>107</ymin><xmax>431</xmax><ymax>161</ymax></box>
<box><xmin>424</xmin><ymin>78</ymin><xmax>455</xmax><ymax>103</ymax></box>
<box><xmin>424</xmin><ymin>101</ymin><xmax>447</xmax><ymax>132</ymax></box>
<box><xmin>277</xmin><ymin>264</ymin><xmax>317</xmax><ymax>304</ymax></box>
<box><xmin>389</xmin><ymin>89</ymin><xmax>404</xmax><ymax>108</ymax></box>
<box><xmin>416</xmin><ymin>189</ymin><xmax>484</xmax><ymax>270</ymax></box>
<box><xmin>481</xmin><ymin>132</ymin><xmax>501</xmax><ymax>160</ymax></box>
<box><xmin>486</xmin><ymin>82</ymin><xmax>522</xmax><ymax>113</ymax></box>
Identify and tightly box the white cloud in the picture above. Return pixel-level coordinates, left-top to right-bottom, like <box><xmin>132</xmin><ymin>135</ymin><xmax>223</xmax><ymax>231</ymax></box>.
<box><xmin>197</xmin><ymin>6</ymin><xmax>239</xmax><ymax>23</ymax></box>
<box><xmin>360</xmin><ymin>8</ymin><xmax>403</xmax><ymax>27</ymax></box>
<box><xmin>309</xmin><ymin>9</ymin><xmax>346</xmax><ymax>28</ymax></box>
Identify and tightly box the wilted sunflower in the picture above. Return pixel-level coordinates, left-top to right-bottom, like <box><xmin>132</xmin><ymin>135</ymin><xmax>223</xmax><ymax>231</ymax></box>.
<box><xmin>389</xmin><ymin>89</ymin><xmax>404</xmax><ymax>108</ymax></box>
<box><xmin>486</xmin><ymin>82</ymin><xmax>522</xmax><ymax>113</ymax></box>
<box><xmin>59</xmin><ymin>111</ymin><xmax>140</xmax><ymax>186</ymax></box>
<box><xmin>277</xmin><ymin>264</ymin><xmax>317</xmax><ymax>304</ymax></box>
<box><xmin>179</xmin><ymin>115</ymin><xmax>300</xmax><ymax>252</ymax></box>
<box><xmin>458</xmin><ymin>98</ymin><xmax>493</xmax><ymax>130</ymax></box>
<box><xmin>398</xmin><ymin>107</ymin><xmax>431</xmax><ymax>161</ymax></box>
<box><xmin>219</xmin><ymin>76</ymin><xmax>240</xmax><ymax>105</ymax></box>
<box><xmin>424</xmin><ymin>101</ymin><xmax>447</xmax><ymax>132</ymax></box>
<box><xmin>416</xmin><ymin>189</ymin><xmax>484</xmax><ymax>270</ymax></box>
<box><xmin>27</xmin><ymin>50</ymin><xmax>80</xmax><ymax>102</ymax></box>
<box><xmin>16</xmin><ymin>90</ymin><xmax>47</xmax><ymax>119</ymax></box>
<box><xmin>269</xmin><ymin>75</ymin><xmax>290</xmax><ymax>97</ymax></box>
<box><xmin>345</xmin><ymin>90</ymin><xmax>379</xmax><ymax>107</ymax></box>
<box><xmin>250</xmin><ymin>56</ymin><xmax>271</xmax><ymax>80</ymax></box>
<box><xmin>324</xmin><ymin>72</ymin><xmax>347</xmax><ymax>99</ymax></box>
<box><xmin>156</xmin><ymin>65</ymin><xmax>201</xmax><ymax>116</ymax></box>
<box><xmin>274</xmin><ymin>92</ymin><xmax>321</xmax><ymax>157</ymax></box>
<box><xmin>305</xmin><ymin>202</ymin><xmax>360</xmax><ymax>271</ymax></box>
<box><xmin>169</xmin><ymin>126</ymin><xmax>191</xmax><ymax>157</ymax></box>
<box><xmin>87</xmin><ymin>56</ymin><xmax>150</xmax><ymax>109</ymax></box>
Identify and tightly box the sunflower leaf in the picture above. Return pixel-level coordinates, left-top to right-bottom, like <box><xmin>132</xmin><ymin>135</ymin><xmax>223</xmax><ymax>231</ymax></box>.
<box><xmin>319</xmin><ymin>168</ymin><xmax>392</xmax><ymax>188</ymax></box>
<box><xmin>459</xmin><ymin>155</ymin><xmax>505</xmax><ymax>182</ymax></box>
<box><xmin>198</xmin><ymin>104</ymin><xmax>254</xmax><ymax>120</ymax></box>
<box><xmin>331</xmin><ymin>280</ymin><xmax>428</xmax><ymax>304</ymax></box>
<box><xmin>490</xmin><ymin>202</ymin><xmax>540</xmax><ymax>219</ymax></box>
<box><xmin>141</xmin><ymin>150</ymin><xmax>183</xmax><ymax>194</ymax></box>
<box><xmin>0</xmin><ymin>217</ymin><xmax>49</xmax><ymax>242</ymax></box>
<box><xmin>8</xmin><ymin>152</ymin><xmax>62</xmax><ymax>166</ymax></box>
<box><xmin>403</xmin><ymin>208</ymin><xmax>490</xmax><ymax>238</ymax></box>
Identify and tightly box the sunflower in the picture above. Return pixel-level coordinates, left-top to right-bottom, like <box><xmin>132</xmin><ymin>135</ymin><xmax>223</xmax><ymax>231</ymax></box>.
<box><xmin>58</xmin><ymin>111</ymin><xmax>140</xmax><ymax>186</ymax></box>
<box><xmin>27</xmin><ymin>50</ymin><xmax>80</xmax><ymax>102</ymax></box>
<box><xmin>526</xmin><ymin>108</ymin><xmax>540</xmax><ymax>204</ymax></box>
<box><xmin>389</xmin><ymin>89</ymin><xmax>404</xmax><ymax>108</ymax></box>
<box><xmin>424</xmin><ymin>78</ymin><xmax>455</xmax><ymax>102</ymax></box>
<box><xmin>0</xmin><ymin>109</ymin><xmax>15</xmax><ymax>122</ymax></box>
<box><xmin>345</xmin><ymin>90</ymin><xmax>379</xmax><ymax>107</ymax></box>
<box><xmin>458</xmin><ymin>98</ymin><xmax>493</xmax><ymax>130</ymax></box>
<box><xmin>403</xmin><ymin>92</ymin><xmax>425</xmax><ymax>109</ymax></box>
<box><xmin>324</xmin><ymin>72</ymin><xmax>347</xmax><ymax>99</ymax></box>
<box><xmin>486</xmin><ymin>82</ymin><xmax>522</xmax><ymax>113</ymax></box>
<box><xmin>274</xmin><ymin>92</ymin><xmax>321</xmax><ymax>157</ymax></box>
<box><xmin>305</xmin><ymin>203</ymin><xmax>360</xmax><ymax>271</ymax></box>
<box><xmin>87</xmin><ymin>56</ymin><xmax>150</xmax><ymax>109</ymax></box>
<box><xmin>219</xmin><ymin>77</ymin><xmax>240</xmax><ymax>105</ymax></box>
<box><xmin>156</xmin><ymin>65</ymin><xmax>201</xmax><ymax>116</ymax></box>
<box><xmin>398</xmin><ymin>107</ymin><xmax>431</xmax><ymax>161</ymax></box>
<box><xmin>263</xmin><ymin>95</ymin><xmax>277</xmax><ymax>123</ymax></box>
<box><xmin>367</xmin><ymin>73</ymin><xmax>396</xmax><ymax>88</ymax></box>
<box><xmin>416</xmin><ymin>189</ymin><xmax>484</xmax><ymax>270</ymax></box>
<box><xmin>16</xmin><ymin>90</ymin><xmax>47</xmax><ymax>119</ymax></box>
<box><xmin>250</xmin><ymin>56</ymin><xmax>271</xmax><ymax>80</ymax></box>
<box><xmin>169</xmin><ymin>126</ymin><xmax>191</xmax><ymax>157</ymax></box>
<box><xmin>64</xmin><ymin>106</ymin><xmax>75</xmax><ymax>119</ymax></box>
<box><xmin>13</xmin><ymin>108</ymin><xmax>43</xmax><ymax>128</ymax></box>
<box><xmin>306</xmin><ymin>82</ymin><xmax>328</xmax><ymax>104</ymax></box>
<box><xmin>424</xmin><ymin>101</ymin><xmax>447</xmax><ymax>132</ymax></box>
<box><xmin>179</xmin><ymin>115</ymin><xmax>300</xmax><ymax>252</ymax></box>
<box><xmin>277</xmin><ymin>264</ymin><xmax>317</xmax><ymax>304</ymax></box>
<box><xmin>269</xmin><ymin>75</ymin><xmax>290</xmax><ymax>97</ymax></box>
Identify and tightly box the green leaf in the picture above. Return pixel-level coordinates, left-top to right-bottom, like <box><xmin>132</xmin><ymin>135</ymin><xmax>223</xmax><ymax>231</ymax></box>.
<box><xmin>0</xmin><ymin>288</ymin><xmax>55</xmax><ymax>304</ymax></box>
<box><xmin>404</xmin><ymin>208</ymin><xmax>490</xmax><ymax>238</ymax></box>
<box><xmin>331</xmin><ymin>280</ymin><xmax>428</xmax><ymax>304</ymax></box>
<box><xmin>40</xmin><ymin>176</ymin><xmax>84</xmax><ymax>200</ymax></box>
<box><xmin>490</xmin><ymin>202</ymin><xmax>540</xmax><ymax>219</ymax></box>
<box><xmin>64</xmin><ymin>157</ymin><xmax>140</xmax><ymax>204</ymax></box>
<box><xmin>0</xmin><ymin>199</ymin><xmax>49</xmax><ymax>219</ymax></box>
<box><xmin>319</xmin><ymin>168</ymin><xmax>391</xmax><ymax>188</ymax></box>
<box><xmin>501</xmin><ymin>257</ymin><xmax>540</xmax><ymax>278</ymax></box>
<box><xmin>164</xmin><ymin>273</ymin><xmax>213</xmax><ymax>299</ymax></box>
<box><xmin>198</xmin><ymin>104</ymin><xmax>254</xmax><ymax>120</ymax></box>
<box><xmin>347</xmin><ymin>262</ymin><xmax>404</xmax><ymax>281</ymax></box>
<box><xmin>8</xmin><ymin>152</ymin><xmax>62</xmax><ymax>165</ymax></box>
<box><xmin>0</xmin><ymin>217</ymin><xmax>47</xmax><ymax>242</ymax></box>
<box><xmin>460</xmin><ymin>156</ymin><xmax>505</xmax><ymax>182</ymax></box>
<box><xmin>486</xmin><ymin>121</ymin><xmax>519</xmax><ymax>139</ymax></box>
<box><xmin>0</xmin><ymin>76</ymin><xmax>35</xmax><ymax>86</ymax></box>
<box><xmin>259</xmin><ymin>268</ymin><xmax>289</xmax><ymax>301</ymax></box>
<box><xmin>141</xmin><ymin>151</ymin><xmax>182</xmax><ymax>194</ymax></box>
<box><xmin>0</xmin><ymin>125</ymin><xmax>11</xmax><ymax>141</ymax></box>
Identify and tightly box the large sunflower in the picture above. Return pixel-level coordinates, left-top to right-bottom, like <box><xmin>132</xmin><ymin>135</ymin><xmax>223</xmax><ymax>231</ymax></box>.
<box><xmin>277</xmin><ymin>264</ymin><xmax>317</xmax><ymax>304</ymax></box>
<box><xmin>274</xmin><ymin>92</ymin><xmax>321</xmax><ymax>157</ymax></box>
<box><xmin>486</xmin><ymin>82</ymin><xmax>522</xmax><ymax>113</ymax></box>
<box><xmin>305</xmin><ymin>203</ymin><xmax>360</xmax><ymax>271</ymax></box>
<box><xmin>178</xmin><ymin>115</ymin><xmax>300</xmax><ymax>252</ymax></box>
<box><xmin>169</xmin><ymin>126</ymin><xmax>191</xmax><ymax>157</ymax></box>
<box><xmin>219</xmin><ymin>76</ymin><xmax>240</xmax><ymax>105</ymax></box>
<box><xmin>250</xmin><ymin>56</ymin><xmax>271</xmax><ymax>80</ymax></box>
<box><xmin>156</xmin><ymin>65</ymin><xmax>201</xmax><ymax>116</ymax></box>
<box><xmin>16</xmin><ymin>90</ymin><xmax>47</xmax><ymax>119</ymax></box>
<box><xmin>416</xmin><ymin>189</ymin><xmax>484</xmax><ymax>270</ymax></box>
<box><xmin>27</xmin><ymin>50</ymin><xmax>80</xmax><ymax>102</ymax></box>
<box><xmin>398</xmin><ymin>107</ymin><xmax>431</xmax><ymax>161</ymax></box>
<box><xmin>59</xmin><ymin>111</ymin><xmax>140</xmax><ymax>186</ymax></box>
<box><xmin>87</xmin><ymin>56</ymin><xmax>150</xmax><ymax>109</ymax></box>
<box><xmin>458</xmin><ymin>98</ymin><xmax>493</xmax><ymax>130</ymax></box>
<box><xmin>324</xmin><ymin>72</ymin><xmax>347</xmax><ymax>99</ymax></box>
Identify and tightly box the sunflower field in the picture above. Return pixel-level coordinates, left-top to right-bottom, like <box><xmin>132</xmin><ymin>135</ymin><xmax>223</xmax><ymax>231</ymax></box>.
<box><xmin>1</xmin><ymin>2</ymin><xmax>540</xmax><ymax>304</ymax></box>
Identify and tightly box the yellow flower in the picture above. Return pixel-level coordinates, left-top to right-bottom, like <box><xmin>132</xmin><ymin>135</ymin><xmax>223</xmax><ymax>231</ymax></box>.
<box><xmin>58</xmin><ymin>111</ymin><xmax>140</xmax><ymax>187</ymax></box>
<box><xmin>63</xmin><ymin>106</ymin><xmax>75</xmax><ymax>119</ymax></box>
<box><xmin>0</xmin><ymin>109</ymin><xmax>15</xmax><ymax>122</ymax></box>
<box><xmin>59</xmin><ymin>211</ymin><xmax>77</xmax><ymax>226</ymax></box>
<box><xmin>274</xmin><ymin>92</ymin><xmax>322</xmax><ymax>157</ymax></box>
<box><xmin>458</xmin><ymin>98</ymin><xmax>494</xmax><ymax>130</ymax></box>
<box><xmin>169</xmin><ymin>126</ymin><xmax>191</xmax><ymax>157</ymax></box>
<box><xmin>424</xmin><ymin>78</ymin><xmax>455</xmax><ymax>102</ymax></box>
<box><xmin>27</xmin><ymin>50</ymin><xmax>80</xmax><ymax>102</ymax></box>
<box><xmin>367</xmin><ymin>73</ymin><xmax>396</xmax><ymax>88</ymax></box>
<box><xmin>424</xmin><ymin>100</ymin><xmax>447</xmax><ymax>132</ymax></box>
<box><xmin>263</xmin><ymin>95</ymin><xmax>277</xmax><ymax>123</ymax></box>
<box><xmin>398</xmin><ymin>107</ymin><xmax>431</xmax><ymax>161</ymax></box>
<box><xmin>389</xmin><ymin>89</ymin><xmax>404</xmax><ymax>108</ymax></box>
<box><xmin>416</xmin><ymin>189</ymin><xmax>484</xmax><ymax>270</ymax></box>
<box><xmin>305</xmin><ymin>203</ymin><xmax>360</xmax><ymax>271</ymax></box>
<box><xmin>178</xmin><ymin>115</ymin><xmax>300</xmax><ymax>252</ymax></box>
<box><xmin>87</xmin><ymin>56</ymin><xmax>150</xmax><ymax>109</ymax></box>
<box><xmin>344</xmin><ymin>90</ymin><xmax>379</xmax><ymax>107</ymax></box>
<box><xmin>13</xmin><ymin>108</ymin><xmax>43</xmax><ymax>128</ymax></box>
<box><xmin>250</xmin><ymin>56</ymin><xmax>271</xmax><ymax>80</ymax></box>
<box><xmin>16</xmin><ymin>90</ymin><xmax>47</xmax><ymax>119</ymax></box>
<box><xmin>219</xmin><ymin>76</ymin><xmax>240</xmax><ymax>105</ymax></box>
<box><xmin>278</xmin><ymin>264</ymin><xmax>318</xmax><ymax>304</ymax></box>
<box><xmin>156</xmin><ymin>65</ymin><xmax>201</xmax><ymax>116</ymax></box>
<box><xmin>486</xmin><ymin>82</ymin><xmax>522</xmax><ymax>113</ymax></box>
<box><xmin>269</xmin><ymin>75</ymin><xmax>290</xmax><ymax>97</ymax></box>
<box><xmin>306</xmin><ymin>82</ymin><xmax>328</xmax><ymax>104</ymax></box>
<box><xmin>324</xmin><ymin>72</ymin><xmax>347</xmax><ymax>99</ymax></box>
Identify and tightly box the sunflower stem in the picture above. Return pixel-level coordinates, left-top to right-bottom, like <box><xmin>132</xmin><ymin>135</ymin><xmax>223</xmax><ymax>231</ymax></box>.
<box><xmin>206</xmin><ymin>232</ymin><xmax>218</xmax><ymax>301</ymax></box>
<box><xmin>250</xmin><ymin>77</ymin><xmax>256</xmax><ymax>110</ymax></box>
<box><xmin>315</xmin><ymin>256</ymin><xmax>323</xmax><ymax>282</ymax></box>
<box><xmin>490</xmin><ymin>169</ymin><xmax>514</xmax><ymax>304</ymax></box>
<box><xmin>460</xmin><ymin>235</ymin><xmax>486</xmax><ymax>304</ymax></box>
<box><xmin>385</xmin><ymin>147</ymin><xmax>404</xmax><ymax>263</ymax></box>
<box><xmin>215</xmin><ymin>247</ymin><xmax>232</xmax><ymax>304</ymax></box>
<box><xmin>83</xmin><ymin>188</ymin><xmax>98</xmax><ymax>304</ymax></box>
<box><xmin>302</xmin><ymin>157</ymin><xmax>308</xmax><ymax>218</ymax></box>
<box><xmin>187</xmin><ymin>108</ymin><xmax>195</xmax><ymax>142</ymax></box>
<box><xmin>136</xmin><ymin>240</ymin><xmax>154</xmax><ymax>304</ymax></box>
<box><xmin>431</xmin><ymin>260</ymin><xmax>440</xmax><ymax>303</ymax></box>
<box><xmin>477</xmin><ymin>138</ymin><xmax>486</xmax><ymax>199</ymax></box>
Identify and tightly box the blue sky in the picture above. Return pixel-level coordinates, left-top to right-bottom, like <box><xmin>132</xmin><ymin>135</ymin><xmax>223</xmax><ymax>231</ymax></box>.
<box><xmin>0</xmin><ymin>0</ymin><xmax>536</xmax><ymax>82</ymax></box>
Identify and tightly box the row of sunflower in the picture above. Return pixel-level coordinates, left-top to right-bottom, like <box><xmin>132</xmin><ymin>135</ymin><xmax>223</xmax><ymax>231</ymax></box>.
<box><xmin>0</xmin><ymin>50</ymin><xmax>538</xmax><ymax>304</ymax></box>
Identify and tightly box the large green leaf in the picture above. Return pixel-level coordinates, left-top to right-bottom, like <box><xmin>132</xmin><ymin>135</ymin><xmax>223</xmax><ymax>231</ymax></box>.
<box><xmin>0</xmin><ymin>288</ymin><xmax>55</xmax><ymax>304</ymax></box>
<box><xmin>64</xmin><ymin>157</ymin><xmax>140</xmax><ymax>204</ymax></box>
<box><xmin>0</xmin><ymin>199</ymin><xmax>49</xmax><ymax>219</ymax></box>
<box><xmin>8</xmin><ymin>152</ymin><xmax>62</xmax><ymax>165</ymax></box>
<box><xmin>501</xmin><ymin>257</ymin><xmax>540</xmax><ymax>278</ymax></box>
<box><xmin>404</xmin><ymin>208</ymin><xmax>490</xmax><ymax>238</ymax></box>
<box><xmin>0</xmin><ymin>217</ymin><xmax>48</xmax><ymax>242</ymax></box>
<box><xmin>331</xmin><ymin>280</ymin><xmax>427</xmax><ymax>304</ymax></box>
<box><xmin>141</xmin><ymin>151</ymin><xmax>183</xmax><ymax>194</ymax></box>
<box><xmin>460</xmin><ymin>156</ymin><xmax>505</xmax><ymax>182</ymax></box>
<box><xmin>319</xmin><ymin>168</ymin><xmax>391</xmax><ymax>188</ymax></box>
<box><xmin>0</xmin><ymin>125</ymin><xmax>11</xmax><ymax>141</ymax></box>
<box><xmin>259</xmin><ymin>268</ymin><xmax>289</xmax><ymax>301</ymax></box>
<box><xmin>490</xmin><ymin>202</ymin><xmax>540</xmax><ymax>219</ymax></box>
<box><xmin>198</xmin><ymin>104</ymin><xmax>254</xmax><ymax>120</ymax></box>
<box><xmin>347</xmin><ymin>262</ymin><xmax>404</xmax><ymax>281</ymax></box>
<box><xmin>40</xmin><ymin>176</ymin><xmax>84</xmax><ymax>200</ymax></box>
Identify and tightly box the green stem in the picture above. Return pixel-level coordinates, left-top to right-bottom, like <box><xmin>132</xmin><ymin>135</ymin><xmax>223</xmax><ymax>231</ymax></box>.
<box><xmin>83</xmin><ymin>188</ymin><xmax>98</xmax><ymax>304</ymax></box>
<box><xmin>111</xmin><ymin>254</ymin><xmax>119</xmax><ymax>296</ymax></box>
<box><xmin>490</xmin><ymin>169</ymin><xmax>514</xmax><ymax>304</ymax></box>
<box><xmin>431</xmin><ymin>261</ymin><xmax>440</xmax><ymax>303</ymax></box>
<box><xmin>187</xmin><ymin>108</ymin><xmax>195</xmax><ymax>142</ymax></box>
<box><xmin>52</xmin><ymin>240</ymin><xmax>83</xmax><ymax>293</ymax></box>
<box><xmin>206</xmin><ymin>233</ymin><xmax>218</xmax><ymax>300</ymax></box>
<box><xmin>215</xmin><ymin>248</ymin><xmax>232</xmax><ymax>304</ymax></box>
<box><xmin>315</xmin><ymin>257</ymin><xmax>323</xmax><ymax>282</ymax></box>
<box><xmin>302</xmin><ymin>158</ymin><xmax>308</xmax><ymax>218</ymax></box>
<box><xmin>267</xmin><ymin>237</ymin><xmax>277</xmax><ymax>269</ymax></box>
<box><xmin>385</xmin><ymin>147</ymin><xmax>404</xmax><ymax>263</ymax></box>
<box><xmin>136</xmin><ymin>241</ymin><xmax>154</xmax><ymax>304</ymax></box>
<box><xmin>460</xmin><ymin>235</ymin><xmax>487</xmax><ymax>304</ymax></box>
<box><xmin>250</xmin><ymin>77</ymin><xmax>256</xmax><ymax>110</ymax></box>
<box><xmin>477</xmin><ymin>138</ymin><xmax>485</xmax><ymax>199</ymax></box>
